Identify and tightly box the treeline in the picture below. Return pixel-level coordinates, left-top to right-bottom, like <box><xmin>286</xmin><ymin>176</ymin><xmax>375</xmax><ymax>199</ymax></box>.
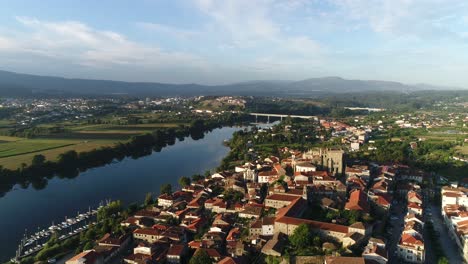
<box><xmin>0</xmin><ymin>113</ymin><xmax>249</xmax><ymax>197</ymax></box>
<box><xmin>0</xmin><ymin>125</ymin><xmax>66</xmax><ymax>138</ymax></box>
<box><xmin>245</xmin><ymin>98</ymin><xmax>329</xmax><ymax>116</ymax></box>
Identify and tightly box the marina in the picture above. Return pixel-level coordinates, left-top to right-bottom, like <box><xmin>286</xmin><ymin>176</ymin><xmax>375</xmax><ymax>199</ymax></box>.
<box><xmin>11</xmin><ymin>204</ymin><xmax>104</xmax><ymax>263</ymax></box>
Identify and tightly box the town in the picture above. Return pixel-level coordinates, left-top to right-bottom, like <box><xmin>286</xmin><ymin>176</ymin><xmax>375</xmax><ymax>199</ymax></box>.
<box><xmin>17</xmin><ymin>111</ymin><xmax>463</xmax><ymax>264</ymax></box>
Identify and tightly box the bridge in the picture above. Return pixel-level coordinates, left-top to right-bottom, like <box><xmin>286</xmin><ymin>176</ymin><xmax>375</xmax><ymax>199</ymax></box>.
<box><xmin>344</xmin><ymin>107</ymin><xmax>386</xmax><ymax>112</ymax></box>
<box><xmin>249</xmin><ymin>112</ymin><xmax>318</xmax><ymax>123</ymax></box>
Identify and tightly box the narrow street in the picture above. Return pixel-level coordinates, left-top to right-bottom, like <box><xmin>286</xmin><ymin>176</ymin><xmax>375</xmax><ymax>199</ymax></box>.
<box><xmin>430</xmin><ymin>204</ymin><xmax>465</xmax><ymax>264</ymax></box>
<box><xmin>387</xmin><ymin>203</ymin><xmax>405</xmax><ymax>264</ymax></box>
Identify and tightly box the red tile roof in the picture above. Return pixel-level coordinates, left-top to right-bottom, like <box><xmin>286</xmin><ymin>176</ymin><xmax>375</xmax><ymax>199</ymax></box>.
<box><xmin>276</xmin><ymin>216</ymin><xmax>349</xmax><ymax>234</ymax></box>
<box><xmin>266</xmin><ymin>193</ymin><xmax>301</xmax><ymax>202</ymax></box>
<box><xmin>67</xmin><ymin>250</ymin><xmax>101</xmax><ymax>264</ymax></box>
<box><xmin>167</xmin><ymin>244</ymin><xmax>185</xmax><ymax>256</ymax></box>
<box><xmin>345</xmin><ymin>190</ymin><xmax>370</xmax><ymax>212</ymax></box>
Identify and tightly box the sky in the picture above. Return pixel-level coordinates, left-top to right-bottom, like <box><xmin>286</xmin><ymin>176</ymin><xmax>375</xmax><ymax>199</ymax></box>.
<box><xmin>0</xmin><ymin>0</ymin><xmax>467</xmax><ymax>87</ymax></box>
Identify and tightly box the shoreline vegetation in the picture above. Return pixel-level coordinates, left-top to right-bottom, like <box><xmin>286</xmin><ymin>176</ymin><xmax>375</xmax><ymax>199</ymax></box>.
<box><xmin>0</xmin><ymin>113</ymin><xmax>249</xmax><ymax>197</ymax></box>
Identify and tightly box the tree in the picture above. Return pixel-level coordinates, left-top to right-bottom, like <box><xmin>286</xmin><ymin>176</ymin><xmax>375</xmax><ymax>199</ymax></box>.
<box><xmin>438</xmin><ymin>257</ymin><xmax>449</xmax><ymax>264</ymax></box>
<box><xmin>289</xmin><ymin>223</ymin><xmax>311</xmax><ymax>250</ymax></box>
<box><xmin>189</xmin><ymin>249</ymin><xmax>212</xmax><ymax>264</ymax></box>
<box><xmin>32</xmin><ymin>154</ymin><xmax>46</xmax><ymax>167</ymax></box>
<box><xmin>223</xmin><ymin>189</ymin><xmax>244</xmax><ymax>203</ymax></box>
<box><xmin>160</xmin><ymin>183</ymin><xmax>172</xmax><ymax>195</ymax></box>
<box><xmin>192</xmin><ymin>174</ymin><xmax>205</xmax><ymax>182</ymax></box>
<box><xmin>83</xmin><ymin>241</ymin><xmax>94</xmax><ymax>250</ymax></box>
<box><xmin>265</xmin><ymin>255</ymin><xmax>281</xmax><ymax>264</ymax></box>
<box><xmin>313</xmin><ymin>236</ymin><xmax>321</xmax><ymax>247</ymax></box>
<box><xmin>144</xmin><ymin>192</ymin><xmax>153</xmax><ymax>206</ymax></box>
<box><xmin>179</xmin><ymin>176</ymin><xmax>191</xmax><ymax>187</ymax></box>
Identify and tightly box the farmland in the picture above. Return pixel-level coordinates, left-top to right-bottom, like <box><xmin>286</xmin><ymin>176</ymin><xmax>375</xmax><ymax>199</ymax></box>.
<box><xmin>0</xmin><ymin>122</ymin><xmax>187</xmax><ymax>169</ymax></box>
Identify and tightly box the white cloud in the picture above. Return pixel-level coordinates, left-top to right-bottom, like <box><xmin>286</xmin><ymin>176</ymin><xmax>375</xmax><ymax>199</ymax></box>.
<box><xmin>325</xmin><ymin>0</ymin><xmax>468</xmax><ymax>38</ymax></box>
<box><xmin>0</xmin><ymin>17</ymin><xmax>209</xmax><ymax>73</ymax></box>
<box><xmin>192</xmin><ymin>0</ymin><xmax>322</xmax><ymax>58</ymax></box>
<box><xmin>136</xmin><ymin>22</ymin><xmax>200</xmax><ymax>39</ymax></box>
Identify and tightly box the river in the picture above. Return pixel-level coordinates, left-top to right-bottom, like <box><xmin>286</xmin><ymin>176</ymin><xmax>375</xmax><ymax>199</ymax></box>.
<box><xmin>0</xmin><ymin>126</ymin><xmax>247</xmax><ymax>262</ymax></box>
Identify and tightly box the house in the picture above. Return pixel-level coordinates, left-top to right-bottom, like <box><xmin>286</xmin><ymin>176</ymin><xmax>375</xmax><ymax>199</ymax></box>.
<box><xmin>66</xmin><ymin>250</ymin><xmax>103</xmax><ymax>264</ymax></box>
<box><xmin>362</xmin><ymin>237</ymin><xmax>388</xmax><ymax>264</ymax></box>
<box><xmin>265</xmin><ymin>194</ymin><xmax>301</xmax><ymax>209</ymax></box>
<box><xmin>295</xmin><ymin>162</ymin><xmax>317</xmax><ymax>173</ymax></box>
<box><xmin>345</xmin><ymin>190</ymin><xmax>370</xmax><ymax>213</ymax></box>
<box><xmin>324</xmin><ymin>256</ymin><xmax>365</xmax><ymax>264</ymax></box>
<box><xmin>94</xmin><ymin>233</ymin><xmax>131</xmax><ymax>262</ymax></box>
<box><xmin>405</xmin><ymin>213</ymin><xmax>424</xmax><ymax>227</ymax></box>
<box><xmin>238</xmin><ymin>204</ymin><xmax>262</xmax><ymax>219</ymax></box>
<box><xmin>158</xmin><ymin>194</ymin><xmax>175</xmax><ymax>208</ymax></box>
<box><xmin>249</xmin><ymin>216</ymin><xmax>276</xmax><ymax>239</ymax></box>
<box><xmin>218</xmin><ymin>257</ymin><xmax>245</xmax><ymax>264</ymax></box>
<box><xmin>407</xmin><ymin>191</ymin><xmax>423</xmax><ymax>205</ymax></box>
<box><xmin>342</xmin><ymin>232</ymin><xmax>364</xmax><ymax>248</ymax></box>
<box><xmin>403</xmin><ymin>220</ymin><xmax>423</xmax><ymax>236</ymax></box>
<box><xmin>372</xmin><ymin>193</ymin><xmax>392</xmax><ymax>210</ymax></box>
<box><xmin>347</xmin><ymin>177</ymin><xmax>367</xmax><ymax>191</ymax></box>
<box><xmin>261</xmin><ymin>233</ymin><xmax>287</xmax><ymax>257</ymax></box>
<box><xmin>166</xmin><ymin>244</ymin><xmax>186</xmax><ymax>264</ymax></box>
<box><xmin>258</xmin><ymin>169</ymin><xmax>279</xmax><ymax>183</ymax></box>
<box><xmin>133</xmin><ymin>228</ymin><xmax>161</xmax><ymax>243</ymax></box>
<box><xmin>345</xmin><ymin>165</ymin><xmax>370</xmax><ymax>181</ymax></box>
<box><xmin>407</xmin><ymin>202</ymin><xmax>423</xmax><ymax>215</ymax></box>
<box><xmin>397</xmin><ymin>233</ymin><xmax>425</xmax><ymax>263</ymax></box>
<box><xmin>124</xmin><ymin>242</ymin><xmax>168</xmax><ymax>264</ymax></box>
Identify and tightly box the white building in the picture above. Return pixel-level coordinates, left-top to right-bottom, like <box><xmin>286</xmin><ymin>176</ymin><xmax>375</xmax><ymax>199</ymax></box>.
<box><xmin>397</xmin><ymin>233</ymin><xmax>425</xmax><ymax>263</ymax></box>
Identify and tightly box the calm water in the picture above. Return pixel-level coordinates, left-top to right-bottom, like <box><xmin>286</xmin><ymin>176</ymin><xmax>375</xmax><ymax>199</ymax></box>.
<box><xmin>0</xmin><ymin>126</ymin><xmax>245</xmax><ymax>262</ymax></box>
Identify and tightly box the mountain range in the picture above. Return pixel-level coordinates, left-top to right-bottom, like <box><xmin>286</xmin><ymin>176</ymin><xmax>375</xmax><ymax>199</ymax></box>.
<box><xmin>0</xmin><ymin>70</ymin><xmax>464</xmax><ymax>97</ymax></box>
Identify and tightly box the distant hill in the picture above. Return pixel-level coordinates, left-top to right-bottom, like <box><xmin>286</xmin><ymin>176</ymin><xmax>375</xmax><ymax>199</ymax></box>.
<box><xmin>0</xmin><ymin>70</ymin><xmax>464</xmax><ymax>97</ymax></box>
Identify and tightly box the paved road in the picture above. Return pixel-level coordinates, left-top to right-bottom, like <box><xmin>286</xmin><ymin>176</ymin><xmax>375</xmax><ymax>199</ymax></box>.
<box><xmin>387</xmin><ymin>203</ymin><xmax>405</xmax><ymax>264</ymax></box>
<box><xmin>430</xmin><ymin>204</ymin><xmax>465</xmax><ymax>264</ymax></box>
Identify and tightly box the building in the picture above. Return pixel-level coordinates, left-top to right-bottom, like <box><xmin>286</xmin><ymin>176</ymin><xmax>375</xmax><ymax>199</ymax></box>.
<box><xmin>345</xmin><ymin>190</ymin><xmax>370</xmax><ymax>213</ymax></box>
<box><xmin>66</xmin><ymin>250</ymin><xmax>104</xmax><ymax>264</ymax></box>
<box><xmin>158</xmin><ymin>194</ymin><xmax>175</xmax><ymax>208</ymax></box>
<box><xmin>302</xmin><ymin>148</ymin><xmax>345</xmax><ymax>175</ymax></box>
<box><xmin>166</xmin><ymin>244</ymin><xmax>186</xmax><ymax>264</ymax></box>
<box><xmin>265</xmin><ymin>194</ymin><xmax>301</xmax><ymax>209</ymax></box>
<box><xmin>295</xmin><ymin>162</ymin><xmax>317</xmax><ymax>173</ymax></box>
<box><xmin>133</xmin><ymin>228</ymin><xmax>161</xmax><ymax>243</ymax></box>
<box><xmin>397</xmin><ymin>233</ymin><xmax>425</xmax><ymax>263</ymax></box>
<box><xmin>362</xmin><ymin>238</ymin><xmax>388</xmax><ymax>264</ymax></box>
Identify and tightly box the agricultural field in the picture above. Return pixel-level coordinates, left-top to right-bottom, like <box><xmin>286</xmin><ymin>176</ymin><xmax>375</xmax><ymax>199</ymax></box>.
<box><xmin>0</xmin><ymin>121</ymin><xmax>188</xmax><ymax>169</ymax></box>
<box><xmin>455</xmin><ymin>145</ymin><xmax>468</xmax><ymax>156</ymax></box>
<box><xmin>0</xmin><ymin>139</ymin><xmax>116</xmax><ymax>170</ymax></box>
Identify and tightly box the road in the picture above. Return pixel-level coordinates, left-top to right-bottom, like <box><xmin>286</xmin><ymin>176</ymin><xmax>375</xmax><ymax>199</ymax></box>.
<box><xmin>387</xmin><ymin>202</ymin><xmax>405</xmax><ymax>264</ymax></box>
<box><xmin>429</xmin><ymin>204</ymin><xmax>465</xmax><ymax>264</ymax></box>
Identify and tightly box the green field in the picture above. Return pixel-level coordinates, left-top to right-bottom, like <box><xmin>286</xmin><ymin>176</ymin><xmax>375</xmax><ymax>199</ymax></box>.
<box><xmin>0</xmin><ymin>122</ymin><xmax>187</xmax><ymax>169</ymax></box>
<box><xmin>456</xmin><ymin>145</ymin><xmax>468</xmax><ymax>155</ymax></box>
<box><xmin>0</xmin><ymin>139</ymin><xmax>74</xmax><ymax>158</ymax></box>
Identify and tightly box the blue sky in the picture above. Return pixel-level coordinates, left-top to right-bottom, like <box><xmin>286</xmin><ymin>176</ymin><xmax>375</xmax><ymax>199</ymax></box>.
<box><xmin>0</xmin><ymin>0</ymin><xmax>467</xmax><ymax>87</ymax></box>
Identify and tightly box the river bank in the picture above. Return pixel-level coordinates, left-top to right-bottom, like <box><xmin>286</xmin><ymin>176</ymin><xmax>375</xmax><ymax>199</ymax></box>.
<box><xmin>0</xmin><ymin>114</ymin><xmax>248</xmax><ymax>198</ymax></box>
<box><xmin>0</xmin><ymin>126</ymin><xmax>244</xmax><ymax>262</ymax></box>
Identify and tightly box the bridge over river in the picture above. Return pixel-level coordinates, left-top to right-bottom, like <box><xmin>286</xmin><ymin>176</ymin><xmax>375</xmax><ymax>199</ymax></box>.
<box><xmin>249</xmin><ymin>112</ymin><xmax>318</xmax><ymax>123</ymax></box>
